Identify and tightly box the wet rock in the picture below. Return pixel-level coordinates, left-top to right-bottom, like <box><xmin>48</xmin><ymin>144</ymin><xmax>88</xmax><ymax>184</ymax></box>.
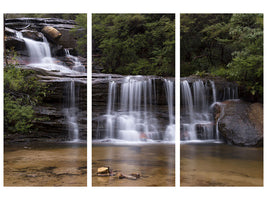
<box><xmin>218</xmin><ymin>100</ymin><xmax>263</xmax><ymax>146</ymax></box>
<box><xmin>21</xmin><ymin>30</ymin><xmax>44</xmax><ymax>41</ymax></box>
<box><xmin>130</xmin><ymin>173</ymin><xmax>141</xmax><ymax>178</ymax></box>
<box><xmin>5</xmin><ymin>27</ymin><xmax>17</xmax><ymax>37</ymax></box>
<box><xmin>117</xmin><ymin>173</ymin><xmax>137</xmax><ymax>180</ymax></box>
<box><xmin>125</xmin><ymin>175</ymin><xmax>137</xmax><ymax>180</ymax></box>
<box><xmin>118</xmin><ymin>173</ymin><xmax>126</xmax><ymax>179</ymax></box>
<box><xmin>4</xmin><ymin>36</ymin><xmax>27</xmax><ymax>55</ymax></box>
<box><xmin>97</xmin><ymin>167</ymin><xmax>110</xmax><ymax>174</ymax></box>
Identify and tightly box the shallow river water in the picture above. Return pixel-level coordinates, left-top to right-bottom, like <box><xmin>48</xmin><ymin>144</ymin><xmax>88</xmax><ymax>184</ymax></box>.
<box><xmin>92</xmin><ymin>143</ymin><xmax>175</xmax><ymax>186</ymax></box>
<box><xmin>181</xmin><ymin>143</ymin><xmax>263</xmax><ymax>186</ymax></box>
<box><xmin>4</xmin><ymin>142</ymin><xmax>87</xmax><ymax>186</ymax></box>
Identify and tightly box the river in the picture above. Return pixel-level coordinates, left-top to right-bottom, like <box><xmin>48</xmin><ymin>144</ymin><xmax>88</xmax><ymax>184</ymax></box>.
<box><xmin>92</xmin><ymin>143</ymin><xmax>175</xmax><ymax>186</ymax></box>
<box><xmin>180</xmin><ymin>143</ymin><xmax>263</xmax><ymax>186</ymax></box>
<box><xmin>4</xmin><ymin>142</ymin><xmax>87</xmax><ymax>186</ymax></box>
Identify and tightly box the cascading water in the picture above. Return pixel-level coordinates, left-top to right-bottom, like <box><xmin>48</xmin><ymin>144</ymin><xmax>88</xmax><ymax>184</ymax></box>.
<box><xmin>64</xmin><ymin>80</ymin><xmax>79</xmax><ymax>141</ymax></box>
<box><xmin>95</xmin><ymin>76</ymin><xmax>175</xmax><ymax>143</ymax></box>
<box><xmin>164</xmin><ymin>79</ymin><xmax>175</xmax><ymax>141</ymax></box>
<box><xmin>15</xmin><ymin>30</ymin><xmax>85</xmax><ymax>142</ymax></box>
<box><xmin>180</xmin><ymin>78</ymin><xmax>238</xmax><ymax>142</ymax></box>
<box><xmin>16</xmin><ymin>31</ymin><xmax>75</xmax><ymax>73</ymax></box>
<box><xmin>65</xmin><ymin>49</ymin><xmax>86</xmax><ymax>73</ymax></box>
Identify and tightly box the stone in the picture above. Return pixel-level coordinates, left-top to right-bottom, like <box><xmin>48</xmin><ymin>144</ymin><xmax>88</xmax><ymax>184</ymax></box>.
<box><xmin>21</xmin><ymin>30</ymin><xmax>43</xmax><ymax>41</ymax></box>
<box><xmin>118</xmin><ymin>173</ymin><xmax>125</xmax><ymax>179</ymax></box>
<box><xmin>130</xmin><ymin>173</ymin><xmax>141</xmax><ymax>178</ymax></box>
<box><xmin>97</xmin><ymin>167</ymin><xmax>110</xmax><ymax>174</ymax></box>
<box><xmin>42</xmin><ymin>26</ymin><xmax>62</xmax><ymax>42</ymax></box>
<box><xmin>218</xmin><ymin>100</ymin><xmax>263</xmax><ymax>146</ymax></box>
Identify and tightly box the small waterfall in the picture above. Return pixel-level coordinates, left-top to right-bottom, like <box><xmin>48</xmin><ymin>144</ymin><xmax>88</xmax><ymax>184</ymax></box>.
<box><xmin>65</xmin><ymin>80</ymin><xmax>79</xmax><ymax>142</ymax></box>
<box><xmin>117</xmin><ymin>76</ymin><xmax>159</xmax><ymax>141</ymax></box>
<box><xmin>180</xmin><ymin>78</ymin><xmax>238</xmax><ymax>142</ymax></box>
<box><xmin>15</xmin><ymin>30</ymin><xmax>84</xmax><ymax>142</ymax></box>
<box><xmin>15</xmin><ymin>31</ymin><xmax>74</xmax><ymax>73</ymax></box>
<box><xmin>210</xmin><ymin>80</ymin><xmax>217</xmax><ymax>103</ymax></box>
<box><xmin>65</xmin><ymin>49</ymin><xmax>86</xmax><ymax>73</ymax></box>
<box><xmin>96</xmin><ymin>76</ymin><xmax>174</xmax><ymax>142</ymax></box>
<box><xmin>16</xmin><ymin>31</ymin><xmax>53</xmax><ymax>64</ymax></box>
<box><xmin>106</xmin><ymin>81</ymin><xmax>117</xmax><ymax>138</ymax></box>
<box><xmin>164</xmin><ymin>79</ymin><xmax>175</xmax><ymax>141</ymax></box>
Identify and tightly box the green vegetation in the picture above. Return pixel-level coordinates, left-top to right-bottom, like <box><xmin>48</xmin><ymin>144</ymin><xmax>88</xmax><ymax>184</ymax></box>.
<box><xmin>71</xmin><ymin>14</ymin><xmax>87</xmax><ymax>57</ymax></box>
<box><xmin>92</xmin><ymin>14</ymin><xmax>175</xmax><ymax>76</ymax></box>
<box><xmin>4</xmin><ymin>60</ymin><xmax>49</xmax><ymax>134</ymax></box>
<box><xmin>181</xmin><ymin>14</ymin><xmax>263</xmax><ymax>101</ymax></box>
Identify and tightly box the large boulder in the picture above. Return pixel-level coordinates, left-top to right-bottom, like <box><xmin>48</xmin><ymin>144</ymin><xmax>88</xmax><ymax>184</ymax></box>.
<box><xmin>42</xmin><ymin>26</ymin><xmax>62</xmax><ymax>42</ymax></box>
<box><xmin>218</xmin><ymin>100</ymin><xmax>263</xmax><ymax>146</ymax></box>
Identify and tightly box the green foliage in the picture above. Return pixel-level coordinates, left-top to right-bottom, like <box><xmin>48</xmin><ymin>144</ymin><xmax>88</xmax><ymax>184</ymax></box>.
<box><xmin>70</xmin><ymin>14</ymin><xmax>87</xmax><ymax>57</ymax></box>
<box><xmin>4</xmin><ymin>64</ymin><xmax>49</xmax><ymax>134</ymax></box>
<box><xmin>4</xmin><ymin>95</ymin><xmax>34</xmax><ymax>133</ymax></box>
<box><xmin>92</xmin><ymin>14</ymin><xmax>175</xmax><ymax>76</ymax></box>
<box><xmin>181</xmin><ymin>14</ymin><xmax>263</xmax><ymax>101</ymax></box>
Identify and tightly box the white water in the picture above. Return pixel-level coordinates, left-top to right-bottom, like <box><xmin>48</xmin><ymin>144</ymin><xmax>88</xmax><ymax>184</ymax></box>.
<box><xmin>98</xmin><ymin>76</ymin><xmax>174</xmax><ymax>142</ymax></box>
<box><xmin>164</xmin><ymin>79</ymin><xmax>175</xmax><ymax>141</ymax></box>
<box><xmin>65</xmin><ymin>49</ymin><xmax>86</xmax><ymax>73</ymax></box>
<box><xmin>65</xmin><ymin>80</ymin><xmax>79</xmax><ymax>142</ymax></box>
<box><xmin>180</xmin><ymin>79</ymin><xmax>238</xmax><ymax>142</ymax></box>
<box><xmin>16</xmin><ymin>31</ymin><xmax>84</xmax><ymax>142</ymax></box>
<box><xmin>16</xmin><ymin>31</ymin><xmax>77</xmax><ymax>73</ymax></box>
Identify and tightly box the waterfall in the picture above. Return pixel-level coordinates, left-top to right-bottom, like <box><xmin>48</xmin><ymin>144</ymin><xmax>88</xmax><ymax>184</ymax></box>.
<box><xmin>65</xmin><ymin>49</ymin><xmax>86</xmax><ymax>73</ymax></box>
<box><xmin>15</xmin><ymin>31</ymin><xmax>74</xmax><ymax>73</ymax></box>
<box><xmin>164</xmin><ymin>79</ymin><xmax>175</xmax><ymax>141</ymax></box>
<box><xmin>65</xmin><ymin>80</ymin><xmax>79</xmax><ymax>141</ymax></box>
<box><xmin>180</xmin><ymin>78</ymin><xmax>238</xmax><ymax>142</ymax></box>
<box><xmin>15</xmin><ymin>30</ymin><xmax>85</xmax><ymax>142</ymax></box>
<box><xmin>96</xmin><ymin>76</ymin><xmax>174</xmax><ymax>142</ymax></box>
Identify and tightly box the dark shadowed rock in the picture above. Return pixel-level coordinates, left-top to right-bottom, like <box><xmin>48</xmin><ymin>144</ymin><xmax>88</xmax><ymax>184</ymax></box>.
<box><xmin>21</xmin><ymin>30</ymin><xmax>44</xmax><ymax>41</ymax></box>
<box><xmin>218</xmin><ymin>100</ymin><xmax>263</xmax><ymax>146</ymax></box>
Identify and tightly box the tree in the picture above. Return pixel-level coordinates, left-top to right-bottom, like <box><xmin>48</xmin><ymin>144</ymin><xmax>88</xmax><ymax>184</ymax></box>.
<box><xmin>71</xmin><ymin>14</ymin><xmax>87</xmax><ymax>57</ymax></box>
<box><xmin>92</xmin><ymin>14</ymin><xmax>175</xmax><ymax>76</ymax></box>
<box><xmin>180</xmin><ymin>14</ymin><xmax>263</xmax><ymax>101</ymax></box>
<box><xmin>4</xmin><ymin>63</ymin><xmax>49</xmax><ymax>134</ymax></box>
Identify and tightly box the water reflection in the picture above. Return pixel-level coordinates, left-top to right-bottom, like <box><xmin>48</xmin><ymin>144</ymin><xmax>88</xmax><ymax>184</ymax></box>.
<box><xmin>181</xmin><ymin>143</ymin><xmax>263</xmax><ymax>186</ymax></box>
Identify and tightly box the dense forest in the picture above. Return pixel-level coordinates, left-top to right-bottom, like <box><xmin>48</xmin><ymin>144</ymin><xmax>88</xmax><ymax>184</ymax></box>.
<box><xmin>181</xmin><ymin>14</ymin><xmax>263</xmax><ymax>101</ymax></box>
<box><xmin>92</xmin><ymin>14</ymin><xmax>175</xmax><ymax>76</ymax></box>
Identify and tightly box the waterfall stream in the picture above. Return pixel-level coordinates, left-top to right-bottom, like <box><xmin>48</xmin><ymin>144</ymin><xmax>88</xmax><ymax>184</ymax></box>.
<box><xmin>95</xmin><ymin>76</ymin><xmax>175</xmax><ymax>143</ymax></box>
<box><xmin>15</xmin><ymin>30</ymin><xmax>85</xmax><ymax>142</ymax></box>
<box><xmin>180</xmin><ymin>78</ymin><xmax>238</xmax><ymax>142</ymax></box>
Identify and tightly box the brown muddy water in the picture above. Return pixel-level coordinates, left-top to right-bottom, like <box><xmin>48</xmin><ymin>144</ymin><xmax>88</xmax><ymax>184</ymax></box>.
<box><xmin>4</xmin><ymin>142</ymin><xmax>87</xmax><ymax>186</ymax></box>
<box><xmin>92</xmin><ymin>143</ymin><xmax>175</xmax><ymax>186</ymax></box>
<box><xmin>181</xmin><ymin>143</ymin><xmax>263</xmax><ymax>186</ymax></box>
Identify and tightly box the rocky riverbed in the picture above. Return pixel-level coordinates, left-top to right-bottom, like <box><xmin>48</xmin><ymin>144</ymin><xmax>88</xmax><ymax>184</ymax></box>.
<box><xmin>92</xmin><ymin>144</ymin><xmax>175</xmax><ymax>186</ymax></box>
<box><xmin>4</xmin><ymin>142</ymin><xmax>87</xmax><ymax>186</ymax></box>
